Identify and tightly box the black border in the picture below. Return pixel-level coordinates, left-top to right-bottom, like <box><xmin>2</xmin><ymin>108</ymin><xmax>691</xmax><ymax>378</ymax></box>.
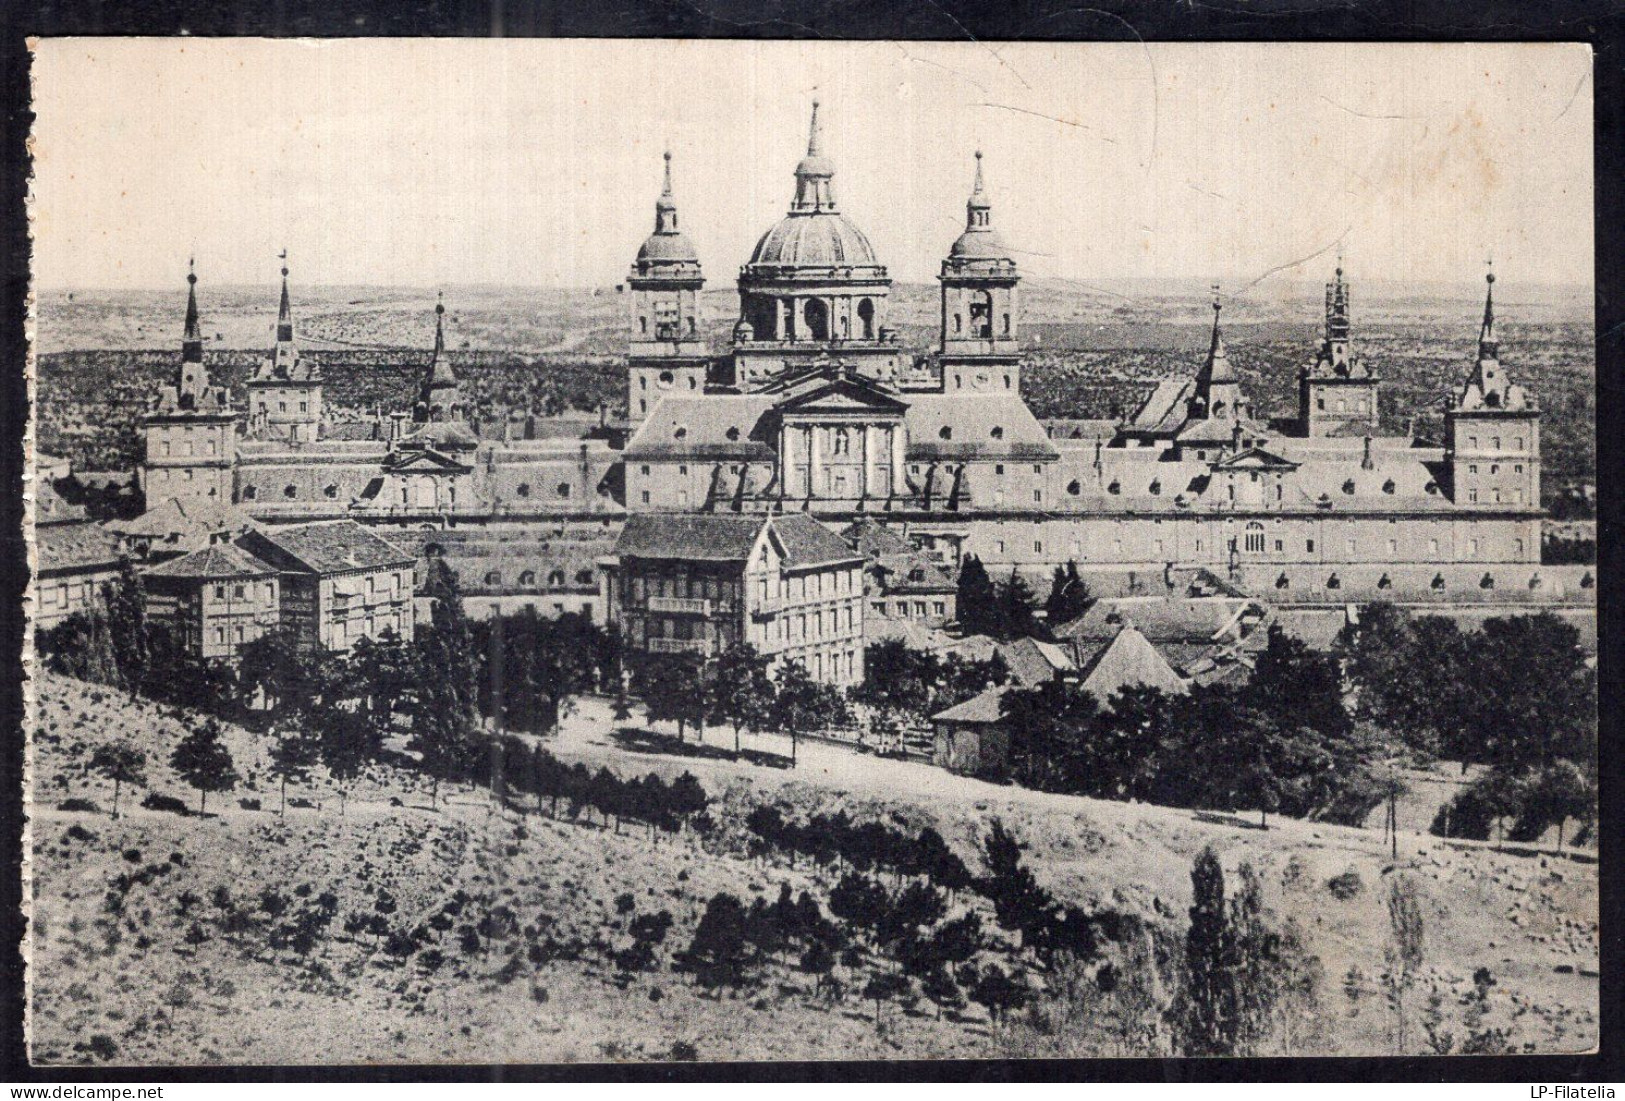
<box><xmin>1</xmin><ymin>0</ymin><xmax>1620</xmax><ymax>1084</ymax></box>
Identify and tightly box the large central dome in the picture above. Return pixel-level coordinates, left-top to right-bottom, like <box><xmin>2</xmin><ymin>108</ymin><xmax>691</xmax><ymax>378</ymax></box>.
<box><xmin>742</xmin><ymin>100</ymin><xmax>885</xmax><ymax>278</ymax></box>
<box><xmin>749</xmin><ymin>212</ymin><xmax>878</xmax><ymax>268</ymax></box>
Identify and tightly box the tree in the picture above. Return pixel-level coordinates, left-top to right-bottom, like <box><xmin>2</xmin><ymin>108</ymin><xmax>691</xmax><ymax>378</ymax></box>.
<box><xmin>267</xmin><ymin>719</ymin><xmax>321</xmax><ymax>816</ymax></box>
<box><xmin>88</xmin><ymin>740</ymin><xmax>145</xmax><ymax>818</ymax></box>
<box><xmin>994</xmin><ymin>569</ymin><xmax>1042</xmax><ymax>640</ymax></box>
<box><xmin>684</xmin><ymin>892</ymin><xmax>753</xmax><ymax>988</ymax></box>
<box><xmin>1244</xmin><ymin>625</ymin><xmax>1351</xmax><ymax>740</ymax></box>
<box><xmin>102</xmin><ymin>564</ymin><xmax>151</xmax><ymax>695</ymax></box>
<box><xmin>169</xmin><ymin>719</ymin><xmax>239</xmax><ymax>815</ymax></box>
<box><xmin>955</xmin><ymin>555</ymin><xmax>999</xmax><ymax>637</ymax></box>
<box><xmin>320</xmin><ymin>705</ymin><xmax>371</xmax><ymax>817</ymax></box>
<box><xmin>38</xmin><ymin>608</ymin><xmax>120</xmax><ymax>685</ymax></box>
<box><xmin>921</xmin><ymin>965</ymin><xmax>964</xmax><ymax>1020</ymax></box>
<box><xmin>1170</xmin><ymin>846</ymin><xmax>1237</xmax><ymax>1056</ymax></box>
<box><xmin>1383</xmin><ymin>876</ymin><xmax>1425</xmax><ymax>1055</ymax></box>
<box><xmin>1001</xmin><ymin>679</ymin><xmax>1101</xmax><ymax>791</ymax></box>
<box><xmin>236</xmin><ymin>627</ymin><xmax>311</xmax><ymax>717</ymax></box>
<box><xmin>861</xmin><ymin>970</ymin><xmax>909</xmax><ymax>1026</ymax></box>
<box><xmin>631</xmin><ymin>651</ymin><xmax>705</xmax><ymax>742</ymax></box>
<box><xmin>1523</xmin><ymin>759</ymin><xmax>1595</xmax><ymax>850</ymax></box>
<box><xmin>981</xmin><ymin>819</ymin><xmax>1057</xmax><ymax>953</ymax></box>
<box><xmin>1044</xmin><ymin>561</ymin><xmax>1093</xmax><ymax>626</ymax></box>
<box><xmin>409</xmin><ymin>562</ymin><xmax>484</xmax><ymax>805</ymax></box>
<box><xmin>768</xmin><ymin>660</ymin><xmax>850</xmax><ymax>768</ymax></box>
<box><xmin>969</xmin><ymin>963</ymin><xmax>1029</xmax><ymax>1024</ymax></box>
<box><xmin>799</xmin><ymin>940</ymin><xmax>837</xmax><ymax>997</ymax></box>
<box><xmin>705</xmin><ymin>643</ymin><xmax>776</xmax><ymax>753</ymax></box>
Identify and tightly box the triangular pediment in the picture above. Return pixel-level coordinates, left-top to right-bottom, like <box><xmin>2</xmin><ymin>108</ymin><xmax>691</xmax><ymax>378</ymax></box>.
<box><xmin>1211</xmin><ymin>446</ymin><xmax>1298</xmax><ymax>471</ymax></box>
<box><xmin>774</xmin><ymin>377</ymin><xmax>909</xmax><ymax>416</ymax></box>
<box><xmin>384</xmin><ymin>447</ymin><xmax>471</xmax><ymax>473</ymax></box>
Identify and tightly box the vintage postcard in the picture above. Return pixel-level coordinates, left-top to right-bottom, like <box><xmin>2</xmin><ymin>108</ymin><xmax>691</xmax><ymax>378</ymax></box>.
<box><xmin>24</xmin><ymin>39</ymin><xmax>1596</xmax><ymax>1064</ymax></box>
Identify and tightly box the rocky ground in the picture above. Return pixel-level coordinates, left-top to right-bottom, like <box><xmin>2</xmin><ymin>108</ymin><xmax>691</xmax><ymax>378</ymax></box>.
<box><xmin>28</xmin><ymin>673</ymin><xmax>1599</xmax><ymax>1065</ymax></box>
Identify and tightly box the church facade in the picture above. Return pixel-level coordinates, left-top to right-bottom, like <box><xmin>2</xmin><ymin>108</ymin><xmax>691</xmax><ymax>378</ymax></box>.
<box><xmin>138</xmin><ymin>102</ymin><xmax>1568</xmax><ymax>651</ymax></box>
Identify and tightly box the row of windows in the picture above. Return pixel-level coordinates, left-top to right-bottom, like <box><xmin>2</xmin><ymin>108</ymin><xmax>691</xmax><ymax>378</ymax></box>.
<box><xmin>484</xmin><ymin>568</ymin><xmax>595</xmax><ymax>588</ymax></box>
<box><xmin>514</xmin><ymin>483</ymin><xmax>573</xmax><ymax>499</ymax></box>
<box><xmin>874</xmin><ymin>599</ymin><xmax>948</xmax><ymax>619</ymax></box>
<box><xmin>1313</xmin><ymin>396</ymin><xmax>1371</xmax><ymax>414</ymax></box>
<box><xmin>1464</xmin><ymin>435</ymin><xmax>1526</xmax><ymax>451</ymax></box>
<box><xmin>1466</xmin><ymin>463</ymin><xmax>1525</xmax><ymax>475</ymax></box>
<box><xmin>771</xmin><ymin>605</ymin><xmax>859</xmax><ymax>644</ymax></box>
<box><xmin>980</xmin><ymin>525</ymin><xmax>1525</xmax><ymax>561</ymax></box>
<box><xmin>156</xmin><ymin>438</ymin><xmax>219</xmax><ymax>457</ymax></box>
<box><xmin>253</xmin><ymin>400</ymin><xmax>311</xmax><ymax>415</ymax></box>
<box><xmin>211</xmin><ymin>581</ymin><xmax>275</xmax><ymax>601</ymax></box>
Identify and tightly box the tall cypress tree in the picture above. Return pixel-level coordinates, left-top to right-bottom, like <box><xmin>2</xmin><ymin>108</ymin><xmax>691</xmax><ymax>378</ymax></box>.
<box><xmin>955</xmin><ymin>555</ymin><xmax>998</xmax><ymax>637</ymax></box>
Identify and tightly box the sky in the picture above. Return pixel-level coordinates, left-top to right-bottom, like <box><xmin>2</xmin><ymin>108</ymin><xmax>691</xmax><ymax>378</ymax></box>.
<box><xmin>30</xmin><ymin>39</ymin><xmax>1594</xmax><ymax>293</ymax></box>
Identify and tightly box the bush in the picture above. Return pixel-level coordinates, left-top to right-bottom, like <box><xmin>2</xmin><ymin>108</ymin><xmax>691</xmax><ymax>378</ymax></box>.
<box><xmin>141</xmin><ymin>792</ymin><xmax>191</xmax><ymax>816</ymax></box>
<box><xmin>56</xmin><ymin>798</ymin><xmax>99</xmax><ymax>813</ymax></box>
<box><xmin>1327</xmin><ymin>869</ymin><xmax>1364</xmax><ymax>901</ymax></box>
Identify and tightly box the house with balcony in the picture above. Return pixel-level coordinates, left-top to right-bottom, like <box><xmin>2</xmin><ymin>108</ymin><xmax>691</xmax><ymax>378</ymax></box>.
<box><xmin>603</xmin><ymin>511</ymin><xmax>865</xmax><ymax>685</ymax></box>
<box><xmin>237</xmin><ymin>519</ymin><xmax>417</xmax><ymax>652</ymax></box>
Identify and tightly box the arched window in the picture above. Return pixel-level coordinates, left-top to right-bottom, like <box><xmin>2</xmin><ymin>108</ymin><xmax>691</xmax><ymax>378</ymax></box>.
<box><xmin>484</xmin><ymin>570</ymin><xmax>502</xmax><ymax>586</ymax></box>
<box><xmin>575</xmin><ymin>570</ymin><xmax>595</xmax><ymax>586</ymax></box>
<box><xmin>323</xmin><ymin>484</ymin><xmax>338</xmax><ymax>499</ymax></box>
<box><xmin>858</xmin><ymin>298</ymin><xmax>875</xmax><ymax>340</ymax></box>
<box><xmin>725</xmin><ymin>426</ymin><xmax>740</xmax><ymax>441</ymax></box>
<box><xmin>938</xmin><ymin>426</ymin><xmax>952</xmax><ymax>441</ymax></box>
<box><xmin>283</xmin><ymin>484</ymin><xmax>297</xmax><ymax>499</ymax></box>
<box><xmin>1382</xmin><ymin>479</ymin><xmax>1396</xmax><ymax>495</ymax></box>
<box><xmin>1002</xmin><ymin>313</ymin><xmax>1011</xmax><ymax>336</ymax></box>
<box><xmin>1342</xmin><ymin>479</ymin><xmax>1356</xmax><ymax>495</ymax></box>
<box><xmin>1244</xmin><ymin>522</ymin><xmax>1265</xmax><ymax>554</ymax></box>
<box><xmin>1149</xmin><ymin>480</ymin><xmax>1162</xmax><ymax>496</ymax></box>
<box><xmin>658</xmin><ymin>370</ymin><xmax>675</xmax><ymax>387</ymax></box>
<box><xmin>803</xmin><ymin>298</ymin><xmax>830</xmax><ymax>341</ymax></box>
<box><xmin>1431</xmin><ymin>574</ymin><xmax>1447</xmax><ymax>591</ymax></box>
<box><xmin>833</xmin><ymin>429</ymin><xmax>850</xmax><ymax>456</ymax></box>
<box><xmin>1326</xmin><ymin>573</ymin><xmax>1341</xmax><ymax>590</ymax></box>
<box><xmin>674</xmin><ymin>426</ymin><xmax>687</xmax><ymax>439</ymax></box>
<box><xmin>517</xmin><ymin>483</ymin><xmax>531</xmax><ymax>498</ymax></box>
<box><xmin>989</xmin><ymin>426</ymin><xmax>1004</xmax><ymax>440</ymax></box>
<box><xmin>547</xmin><ymin>569</ymin><xmax>566</xmax><ymax>588</ymax></box>
<box><xmin>519</xmin><ymin>570</ymin><xmax>536</xmax><ymax>586</ymax></box>
<box><xmin>1067</xmin><ymin>480</ymin><xmax>1081</xmax><ymax>496</ymax></box>
<box><xmin>1107</xmin><ymin>480</ymin><xmax>1121</xmax><ymax>495</ymax></box>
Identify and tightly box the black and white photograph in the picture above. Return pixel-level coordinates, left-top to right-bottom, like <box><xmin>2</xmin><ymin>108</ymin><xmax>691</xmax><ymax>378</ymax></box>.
<box><xmin>22</xmin><ymin>38</ymin><xmax>1599</xmax><ymax>1066</ymax></box>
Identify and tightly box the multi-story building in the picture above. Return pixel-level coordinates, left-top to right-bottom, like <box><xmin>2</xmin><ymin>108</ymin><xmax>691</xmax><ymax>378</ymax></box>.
<box><xmin>142</xmin><ymin>542</ymin><xmax>282</xmax><ymax>660</ymax></box>
<box><xmin>34</xmin><ymin>481</ymin><xmax>124</xmax><ymax>631</ymax></box>
<box><xmin>604</xmin><ymin>511</ymin><xmax>865</xmax><ymax>684</ymax></box>
<box><xmin>237</xmin><ymin>521</ymin><xmax>418</xmax><ymax>652</ymax></box>
<box><xmin>126</xmin><ymin>100</ymin><xmax>1577</xmax><ymax>647</ymax></box>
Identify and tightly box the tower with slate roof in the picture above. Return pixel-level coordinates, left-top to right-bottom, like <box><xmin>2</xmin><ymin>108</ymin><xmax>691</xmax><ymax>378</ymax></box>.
<box><xmin>1445</xmin><ymin>263</ymin><xmax>1541</xmax><ymax>513</ymax></box>
<box><xmin>142</xmin><ymin>261</ymin><xmax>239</xmax><ymax>509</ymax></box>
<box><xmin>1298</xmin><ymin>258</ymin><xmax>1379</xmax><ymax>436</ymax></box>
<box><xmin>627</xmin><ymin>151</ymin><xmax>708</xmax><ymax>426</ymax></box>
<box><xmin>939</xmin><ymin>151</ymin><xmax>1022</xmax><ymax>395</ymax></box>
<box><xmin>246</xmin><ymin>251</ymin><xmax>323</xmax><ymax>443</ymax></box>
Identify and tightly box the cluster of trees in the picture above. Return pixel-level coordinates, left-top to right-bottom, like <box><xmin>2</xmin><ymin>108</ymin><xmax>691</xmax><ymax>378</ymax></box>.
<box><xmin>483</xmin><ymin>735</ymin><xmax>710</xmax><ymax>835</ymax></box>
<box><xmin>1168</xmin><ymin>846</ymin><xmax>1322</xmax><ymax>1056</ymax></box>
<box><xmin>744</xmin><ymin>806</ymin><xmax>974</xmax><ymax>893</ymax></box>
<box><xmin>468</xmin><ymin>608</ymin><xmax>620</xmax><ymax>735</ymax></box>
<box><xmin>851</xmin><ymin>640</ymin><xmax>1007</xmax><ymax>738</ymax></box>
<box><xmin>956</xmin><ymin>557</ymin><xmax>1095</xmax><ymax>642</ymax></box>
<box><xmin>687</xmin><ymin>816</ymin><xmax>1132</xmax><ymax>1028</ymax></box>
<box><xmin>1337</xmin><ymin>607</ymin><xmax>1597</xmax><ymax>846</ymax></box>
<box><xmin>627</xmin><ymin>645</ymin><xmax>853</xmax><ymax>764</ymax></box>
<box><xmin>1000</xmin><ymin>626</ymin><xmax>1385</xmax><ymax>826</ymax></box>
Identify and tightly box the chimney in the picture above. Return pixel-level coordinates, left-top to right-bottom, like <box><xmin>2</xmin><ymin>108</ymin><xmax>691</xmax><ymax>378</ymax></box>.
<box><xmin>598</xmin><ymin>402</ymin><xmax>609</xmax><ymax>429</ymax></box>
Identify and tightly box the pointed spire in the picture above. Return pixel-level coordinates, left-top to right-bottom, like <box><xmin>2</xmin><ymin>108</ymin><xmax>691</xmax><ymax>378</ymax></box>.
<box><xmin>1207</xmin><ymin>283</ymin><xmax>1225</xmax><ymax>358</ymax></box>
<box><xmin>965</xmin><ymin>150</ymin><xmax>991</xmax><ymax>230</ymax></box>
<box><xmin>806</xmin><ymin>98</ymin><xmax>824</xmax><ymax>158</ymax></box>
<box><xmin>433</xmin><ymin>291</ymin><xmax>446</xmax><ymax>358</ymax></box>
<box><xmin>1479</xmin><ymin>257</ymin><xmax>1498</xmax><ymax>358</ymax></box>
<box><xmin>1195</xmin><ymin>283</ymin><xmax>1240</xmax><ymax>406</ymax></box>
<box><xmin>653</xmin><ymin>150</ymin><xmax>680</xmax><ymax>234</ymax></box>
<box><xmin>791</xmin><ymin>99</ymin><xmax>837</xmax><ymax>213</ymax></box>
<box><xmin>276</xmin><ymin>249</ymin><xmax>294</xmax><ymax>344</ymax></box>
<box><xmin>182</xmin><ymin>257</ymin><xmax>203</xmax><ymax>362</ymax></box>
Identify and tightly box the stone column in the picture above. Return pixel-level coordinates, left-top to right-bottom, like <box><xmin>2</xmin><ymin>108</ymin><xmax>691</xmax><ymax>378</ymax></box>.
<box><xmin>890</xmin><ymin>423</ymin><xmax>906</xmax><ymax>497</ymax></box>
<box><xmin>807</xmin><ymin>425</ymin><xmax>822</xmax><ymax>499</ymax></box>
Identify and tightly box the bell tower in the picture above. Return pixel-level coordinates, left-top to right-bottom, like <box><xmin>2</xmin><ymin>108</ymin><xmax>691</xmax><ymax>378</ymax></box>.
<box><xmin>246</xmin><ymin>251</ymin><xmax>323</xmax><ymax>443</ymax></box>
<box><xmin>627</xmin><ymin>151</ymin><xmax>707</xmax><ymax>425</ymax></box>
<box><xmin>1298</xmin><ymin>259</ymin><xmax>1379</xmax><ymax>436</ymax></box>
<box><xmin>939</xmin><ymin>152</ymin><xmax>1021</xmax><ymax>394</ymax></box>
<box><xmin>1445</xmin><ymin>264</ymin><xmax>1541</xmax><ymax>514</ymax></box>
<box><xmin>142</xmin><ymin>261</ymin><xmax>238</xmax><ymax>508</ymax></box>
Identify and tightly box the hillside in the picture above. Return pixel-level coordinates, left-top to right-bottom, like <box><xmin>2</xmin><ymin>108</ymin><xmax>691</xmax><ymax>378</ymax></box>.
<box><xmin>28</xmin><ymin>672</ymin><xmax>1597</xmax><ymax>1064</ymax></box>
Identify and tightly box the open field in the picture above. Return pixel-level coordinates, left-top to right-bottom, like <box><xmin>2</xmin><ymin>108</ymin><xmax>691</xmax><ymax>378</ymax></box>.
<box><xmin>29</xmin><ymin>672</ymin><xmax>1598</xmax><ymax>1064</ymax></box>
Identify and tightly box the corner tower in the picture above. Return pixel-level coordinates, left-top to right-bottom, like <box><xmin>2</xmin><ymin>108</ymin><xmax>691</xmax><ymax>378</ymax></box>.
<box><xmin>246</xmin><ymin>252</ymin><xmax>323</xmax><ymax>442</ymax></box>
<box><xmin>627</xmin><ymin>151</ymin><xmax>708</xmax><ymax>425</ymax></box>
<box><xmin>142</xmin><ymin>261</ymin><xmax>238</xmax><ymax>508</ymax></box>
<box><xmin>939</xmin><ymin>151</ymin><xmax>1021</xmax><ymax>394</ymax></box>
<box><xmin>1298</xmin><ymin>259</ymin><xmax>1379</xmax><ymax>436</ymax></box>
<box><xmin>1445</xmin><ymin>265</ymin><xmax>1540</xmax><ymax>512</ymax></box>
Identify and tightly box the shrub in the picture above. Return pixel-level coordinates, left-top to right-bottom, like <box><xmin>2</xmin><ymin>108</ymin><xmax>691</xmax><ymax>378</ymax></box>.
<box><xmin>56</xmin><ymin>798</ymin><xmax>99</xmax><ymax>813</ymax></box>
<box><xmin>1327</xmin><ymin>869</ymin><xmax>1364</xmax><ymax>901</ymax></box>
<box><xmin>141</xmin><ymin>792</ymin><xmax>190</xmax><ymax>816</ymax></box>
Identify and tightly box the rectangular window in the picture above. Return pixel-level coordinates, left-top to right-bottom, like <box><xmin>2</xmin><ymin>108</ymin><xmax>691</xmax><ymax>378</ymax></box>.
<box><xmin>1468</xmin><ymin>488</ymin><xmax>1478</xmax><ymax>503</ymax></box>
<box><xmin>1387</xmin><ymin>539</ymin><xmax>1397</xmax><ymax>555</ymax></box>
<box><xmin>299</xmin><ymin>402</ymin><xmax>308</xmax><ymax>413</ymax></box>
<box><xmin>1514</xmin><ymin>464</ymin><xmax>1523</xmax><ymax>474</ymax></box>
<box><xmin>1033</xmin><ymin>465</ymin><xmax>1042</xmax><ymax>475</ymax></box>
<box><xmin>1346</xmin><ymin>538</ymin><xmax>1356</xmax><ymax>555</ymax></box>
<box><xmin>1306</xmin><ymin>539</ymin><xmax>1315</xmax><ymax>553</ymax></box>
<box><xmin>677</xmin><ymin>490</ymin><xmax>689</xmax><ymax>506</ymax></box>
<box><xmin>1428</xmin><ymin>538</ymin><xmax>1439</xmax><ymax>555</ymax></box>
<box><xmin>1034</xmin><ymin>540</ymin><xmax>1042</xmax><ymax>554</ymax></box>
<box><xmin>995</xmin><ymin>541</ymin><xmax>1005</xmax><ymax>554</ymax></box>
<box><xmin>1514</xmin><ymin>538</ymin><xmax>1524</xmax><ymax>556</ymax></box>
<box><xmin>1468</xmin><ymin>538</ymin><xmax>1479</xmax><ymax>557</ymax></box>
<box><xmin>1514</xmin><ymin>437</ymin><xmax>1524</xmax><ymax>450</ymax></box>
<box><xmin>1274</xmin><ymin>539</ymin><xmax>1283</xmax><ymax>553</ymax></box>
<box><xmin>1469</xmin><ymin>464</ymin><xmax>1478</xmax><ymax>475</ymax></box>
<box><xmin>641</xmin><ymin>491</ymin><xmax>650</xmax><ymax>504</ymax></box>
<box><xmin>233</xmin><ymin>584</ymin><xmax>245</xmax><ymax>598</ymax></box>
<box><xmin>995</xmin><ymin>464</ymin><xmax>1005</xmax><ymax>475</ymax></box>
<box><xmin>640</xmin><ymin>465</ymin><xmax>650</xmax><ymax>476</ymax></box>
<box><xmin>213</xmin><ymin>626</ymin><xmax>225</xmax><ymax>644</ymax></box>
<box><xmin>1033</xmin><ymin>489</ymin><xmax>1042</xmax><ymax>503</ymax></box>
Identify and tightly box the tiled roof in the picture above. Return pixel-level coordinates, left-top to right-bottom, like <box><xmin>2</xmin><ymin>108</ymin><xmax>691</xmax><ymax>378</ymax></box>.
<box><xmin>249</xmin><ymin>520</ymin><xmax>415</xmax><ymax>574</ymax></box>
<box><xmin>1126</xmin><ymin>378</ymin><xmax>1194</xmax><ymax>435</ymax></box>
<box><xmin>110</xmin><ymin>498</ymin><xmax>258</xmax><ymax>540</ymax></box>
<box><xmin>770</xmin><ymin>512</ymin><xmax>862</xmax><ymax>569</ymax></box>
<box><xmin>624</xmin><ymin>395</ymin><xmax>778</xmax><ymax>460</ymax></box>
<box><xmin>998</xmin><ymin>636</ymin><xmax>1075</xmax><ymax>686</ymax></box>
<box><xmin>144</xmin><ymin>542</ymin><xmax>276</xmax><ymax>580</ymax></box>
<box><xmin>931</xmin><ymin>684</ymin><xmax>1011</xmax><ymax>725</ymax></box>
<box><xmin>1075</xmin><ymin>624</ymin><xmax>1188</xmax><ymax>702</ymax></box>
<box><xmin>903</xmin><ymin>394</ymin><xmax>1057</xmax><ymax>462</ymax></box>
<box><xmin>404</xmin><ymin>420</ymin><xmax>480</xmax><ymax>450</ymax></box>
<box><xmin>37</xmin><ymin>523</ymin><xmax>121</xmax><ymax>573</ymax></box>
<box><xmin>614</xmin><ymin>513</ymin><xmax>766</xmax><ymax>562</ymax></box>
